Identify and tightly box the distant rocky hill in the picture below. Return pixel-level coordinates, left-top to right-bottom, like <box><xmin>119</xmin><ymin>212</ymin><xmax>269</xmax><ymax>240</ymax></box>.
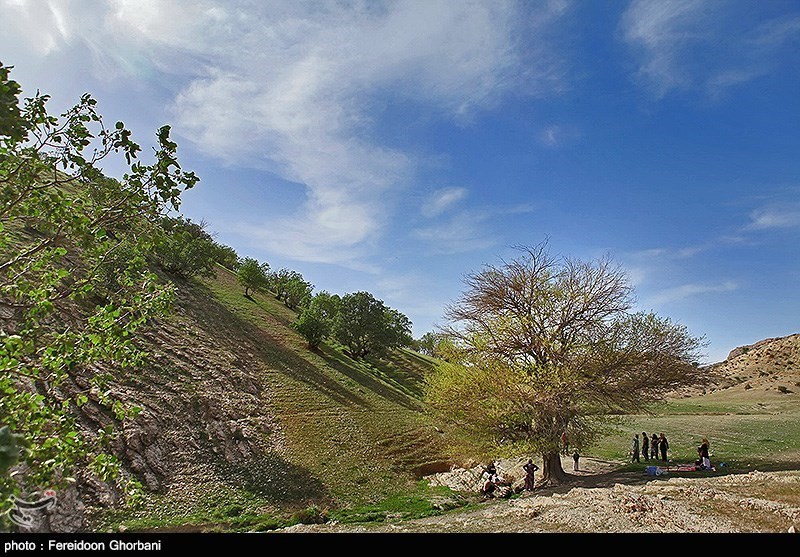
<box><xmin>713</xmin><ymin>333</ymin><xmax>800</xmax><ymax>389</ymax></box>
<box><xmin>673</xmin><ymin>333</ymin><xmax>800</xmax><ymax>398</ymax></box>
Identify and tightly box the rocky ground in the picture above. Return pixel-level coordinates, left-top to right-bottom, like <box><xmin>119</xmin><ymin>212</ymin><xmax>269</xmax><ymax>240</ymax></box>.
<box><xmin>279</xmin><ymin>456</ymin><xmax>800</xmax><ymax>533</ymax></box>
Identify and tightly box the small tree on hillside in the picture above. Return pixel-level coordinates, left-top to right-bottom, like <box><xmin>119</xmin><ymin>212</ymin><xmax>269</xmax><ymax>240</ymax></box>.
<box><xmin>270</xmin><ymin>268</ymin><xmax>311</xmax><ymax>309</ymax></box>
<box><xmin>425</xmin><ymin>242</ymin><xmax>706</xmax><ymax>485</ymax></box>
<box><xmin>237</xmin><ymin>257</ymin><xmax>270</xmax><ymax>297</ymax></box>
<box><xmin>415</xmin><ymin>331</ymin><xmax>460</xmax><ymax>360</ymax></box>
<box><xmin>383</xmin><ymin>308</ymin><xmax>414</xmax><ymax>352</ymax></box>
<box><xmin>293</xmin><ymin>291</ymin><xmax>341</xmax><ymax>349</ymax></box>
<box><xmin>214</xmin><ymin>243</ymin><xmax>240</xmax><ymax>271</ymax></box>
<box><xmin>284</xmin><ymin>275</ymin><xmax>313</xmax><ymax>310</ymax></box>
<box><xmin>152</xmin><ymin>217</ymin><xmax>219</xmax><ymax>278</ymax></box>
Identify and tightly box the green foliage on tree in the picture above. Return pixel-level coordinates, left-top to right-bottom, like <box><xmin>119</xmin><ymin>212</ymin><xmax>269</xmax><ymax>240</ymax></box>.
<box><xmin>0</xmin><ymin>61</ymin><xmax>196</xmax><ymax>513</ymax></box>
<box><xmin>425</xmin><ymin>242</ymin><xmax>705</xmax><ymax>484</ymax></box>
<box><xmin>237</xmin><ymin>257</ymin><xmax>270</xmax><ymax>297</ymax></box>
<box><xmin>152</xmin><ymin>217</ymin><xmax>220</xmax><ymax>279</ymax></box>
<box><xmin>214</xmin><ymin>243</ymin><xmax>240</xmax><ymax>272</ymax></box>
<box><xmin>384</xmin><ymin>308</ymin><xmax>414</xmax><ymax>350</ymax></box>
<box><xmin>293</xmin><ymin>291</ymin><xmax>341</xmax><ymax>349</ymax></box>
<box><xmin>332</xmin><ymin>291</ymin><xmax>413</xmax><ymax>359</ymax></box>
<box><xmin>270</xmin><ymin>268</ymin><xmax>312</xmax><ymax>310</ymax></box>
<box><xmin>0</xmin><ymin>426</ymin><xmax>27</xmax><ymax>474</ymax></box>
<box><xmin>415</xmin><ymin>331</ymin><xmax>459</xmax><ymax>361</ymax></box>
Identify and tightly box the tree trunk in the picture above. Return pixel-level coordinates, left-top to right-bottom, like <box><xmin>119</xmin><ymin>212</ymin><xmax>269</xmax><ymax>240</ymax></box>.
<box><xmin>540</xmin><ymin>451</ymin><xmax>568</xmax><ymax>485</ymax></box>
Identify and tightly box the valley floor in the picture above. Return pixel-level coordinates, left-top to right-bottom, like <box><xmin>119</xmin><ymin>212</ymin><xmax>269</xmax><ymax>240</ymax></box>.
<box><xmin>278</xmin><ymin>457</ymin><xmax>800</xmax><ymax>533</ymax></box>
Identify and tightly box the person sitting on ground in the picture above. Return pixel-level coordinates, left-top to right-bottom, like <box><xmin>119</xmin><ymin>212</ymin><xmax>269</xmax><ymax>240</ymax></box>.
<box><xmin>481</xmin><ymin>461</ymin><xmax>498</xmax><ymax>495</ymax></box>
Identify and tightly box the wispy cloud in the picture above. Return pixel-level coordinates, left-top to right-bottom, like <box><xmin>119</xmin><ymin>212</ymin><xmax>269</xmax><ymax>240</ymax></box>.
<box><xmin>412</xmin><ymin>203</ymin><xmax>535</xmax><ymax>254</ymax></box>
<box><xmin>630</xmin><ymin>243</ymin><xmax>710</xmax><ymax>260</ymax></box>
<box><xmin>619</xmin><ymin>0</ymin><xmax>707</xmax><ymax>96</ymax></box>
<box><xmin>134</xmin><ymin>1</ymin><xmax>565</xmax><ymax>265</ymax></box>
<box><xmin>421</xmin><ymin>187</ymin><xmax>467</xmax><ymax>218</ymax></box>
<box><xmin>746</xmin><ymin>205</ymin><xmax>800</xmax><ymax>230</ymax></box>
<box><xmin>412</xmin><ymin>211</ymin><xmax>498</xmax><ymax>255</ymax></box>
<box><xmin>620</xmin><ymin>0</ymin><xmax>800</xmax><ymax>98</ymax></box>
<box><xmin>650</xmin><ymin>281</ymin><xmax>738</xmax><ymax>305</ymax></box>
<box><xmin>537</xmin><ymin>124</ymin><xmax>580</xmax><ymax>147</ymax></box>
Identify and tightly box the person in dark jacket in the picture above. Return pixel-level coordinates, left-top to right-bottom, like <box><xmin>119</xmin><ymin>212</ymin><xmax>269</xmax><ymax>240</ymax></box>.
<box><xmin>659</xmin><ymin>432</ymin><xmax>669</xmax><ymax>462</ymax></box>
<box><xmin>523</xmin><ymin>459</ymin><xmax>539</xmax><ymax>491</ymax></box>
<box><xmin>650</xmin><ymin>433</ymin><xmax>659</xmax><ymax>460</ymax></box>
<box><xmin>699</xmin><ymin>438</ymin><xmax>711</xmax><ymax>469</ymax></box>
<box><xmin>642</xmin><ymin>432</ymin><xmax>650</xmax><ymax>461</ymax></box>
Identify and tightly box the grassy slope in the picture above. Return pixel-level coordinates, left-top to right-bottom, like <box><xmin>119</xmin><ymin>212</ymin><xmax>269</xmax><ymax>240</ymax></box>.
<box><xmin>92</xmin><ymin>265</ymin><xmax>452</xmax><ymax>531</ymax></box>
<box><xmin>201</xmin><ymin>266</ymin><xmax>451</xmax><ymax>498</ymax></box>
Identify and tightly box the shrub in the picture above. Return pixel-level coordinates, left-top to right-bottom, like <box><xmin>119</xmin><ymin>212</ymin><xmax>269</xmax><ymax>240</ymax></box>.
<box><xmin>292</xmin><ymin>505</ymin><xmax>328</xmax><ymax>525</ymax></box>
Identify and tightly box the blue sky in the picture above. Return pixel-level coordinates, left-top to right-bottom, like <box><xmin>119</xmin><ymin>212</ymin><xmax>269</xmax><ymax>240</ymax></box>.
<box><xmin>2</xmin><ymin>0</ymin><xmax>798</xmax><ymax>363</ymax></box>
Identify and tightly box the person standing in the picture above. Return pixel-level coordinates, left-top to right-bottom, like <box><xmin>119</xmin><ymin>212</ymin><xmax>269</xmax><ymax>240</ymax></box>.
<box><xmin>573</xmin><ymin>450</ymin><xmax>580</xmax><ymax>472</ymax></box>
<box><xmin>631</xmin><ymin>434</ymin><xmax>640</xmax><ymax>463</ymax></box>
<box><xmin>699</xmin><ymin>438</ymin><xmax>711</xmax><ymax>470</ymax></box>
<box><xmin>659</xmin><ymin>432</ymin><xmax>669</xmax><ymax>462</ymax></box>
<box><xmin>642</xmin><ymin>432</ymin><xmax>650</xmax><ymax>461</ymax></box>
<box><xmin>523</xmin><ymin>459</ymin><xmax>539</xmax><ymax>491</ymax></box>
<box><xmin>650</xmin><ymin>433</ymin><xmax>659</xmax><ymax>460</ymax></box>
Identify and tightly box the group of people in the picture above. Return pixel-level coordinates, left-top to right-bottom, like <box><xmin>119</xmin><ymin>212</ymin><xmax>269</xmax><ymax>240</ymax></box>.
<box><xmin>482</xmin><ymin>451</ymin><xmax>581</xmax><ymax>497</ymax></box>
<box><xmin>631</xmin><ymin>433</ymin><xmax>715</xmax><ymax>471</ymax></box>
<box><xmin>631</xmin><ymin>432</ymin><xmax>669</xmax><ymax>463</ymax></box>
<box><xmin>480</xmin><ymin>461</ymin><xmax>512</xmax><ymax>497</ymax></box>
<box><xmin>480</xmin><ymin>458</ymin><xmax>542</xmax><ymax>496</ymax></box>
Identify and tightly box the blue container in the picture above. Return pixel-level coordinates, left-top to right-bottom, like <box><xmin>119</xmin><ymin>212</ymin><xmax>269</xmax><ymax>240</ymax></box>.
<box><xmin>645</xmin><ymin>466</ymin><xmax>658</xmax><ymax>476</ymax></box>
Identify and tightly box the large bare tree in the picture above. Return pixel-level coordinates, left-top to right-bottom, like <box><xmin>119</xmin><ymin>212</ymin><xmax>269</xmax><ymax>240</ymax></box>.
<box><xmin>425</xmin><ymin>242</ymin><xmax>706</xmax><ymax>484</ymax></box>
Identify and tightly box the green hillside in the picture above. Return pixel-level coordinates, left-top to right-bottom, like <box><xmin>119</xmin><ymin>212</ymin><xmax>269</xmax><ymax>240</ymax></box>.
<box><xmin>88</xmin><ymin>265</ymin><xmax>452</xmax><ymax>532</ymax></box>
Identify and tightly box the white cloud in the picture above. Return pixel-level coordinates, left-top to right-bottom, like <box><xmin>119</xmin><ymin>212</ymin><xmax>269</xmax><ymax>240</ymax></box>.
<box><xmin>1</xmin><ymin>0</ymin><xmax>568</xmax><ymax>266</ymax></box>
<box><xmin>620</xmin><ymin>0</ymin><xmax>706</xmax><ymax>96</ymax></box>
<box><xmin>630</xmin><ymin>244</ymin><xmax>709</xmax><ymax>260</ymax></box>
<box><xmin>537</xmin><ymin>123</ymin><xmax>580</xmax><ymax>147</ymax></box>
<box><xmin>746</xmin><ymin>206</ymin><xmax>800</xmax><ymax>230</ymax></box>
<box><xmin>412</xmin><ymin>203</ymin><xmax>535</xmax><ymax>254</ymax></box>
<box><xmin>650</xmin><ymin>281</ymin><xmax>738</xmax><ymax>305</ymax></box>
<box><xmin>620</xmin><ymin>1</ymin><xmax>800</xmax><ymax>98</ymax></box>
<box><xmin>421</xmin><ymin>187</ymin><xmax>467</xmax><ymax>217</ymax></box>
<box><xmin>107</xmin><ymin>1</ymin><xmax>565</xmax><ymax>265</ymax></box>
